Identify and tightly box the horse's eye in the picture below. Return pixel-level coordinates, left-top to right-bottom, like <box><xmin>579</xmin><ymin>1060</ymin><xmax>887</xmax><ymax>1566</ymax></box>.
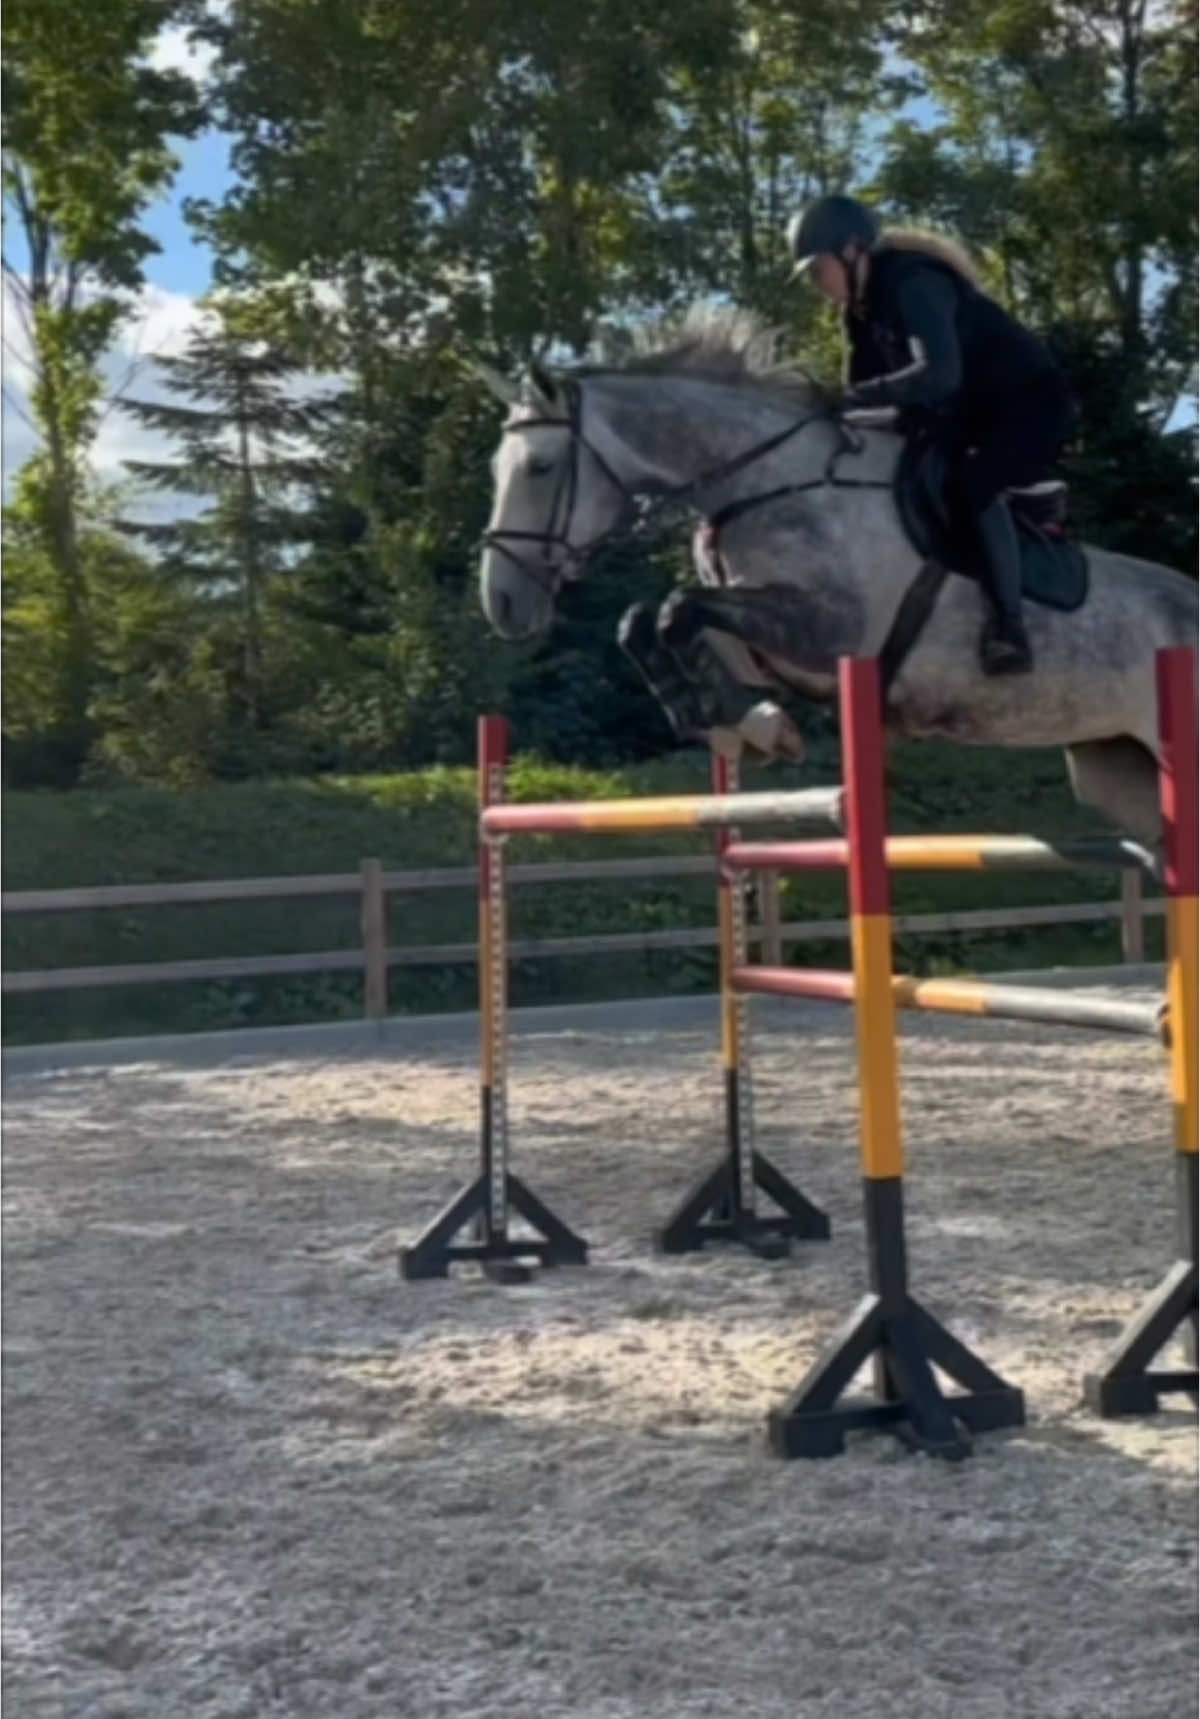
<box><xmin>528</xmin><ymin>458</ymin><xmax>554</xmax><ymax>477</ymax></box>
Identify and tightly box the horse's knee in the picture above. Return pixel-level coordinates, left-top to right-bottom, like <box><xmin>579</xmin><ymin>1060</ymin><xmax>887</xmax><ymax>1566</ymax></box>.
<box><xmin>657</xmin><ymin>587</ymin><xmax>702</xmax><ymax>650</ymax></box>
<box><xmin>617</xmin><ymin>601</ymin><xmax>656</xmax><ymax>654</ymax></box>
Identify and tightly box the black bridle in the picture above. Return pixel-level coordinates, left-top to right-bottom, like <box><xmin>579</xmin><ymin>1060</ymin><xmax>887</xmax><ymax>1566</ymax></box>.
<box><xmin>481</xmin><ymin>378</ymin><xmax>849</xmax><ymax>599</ymax></box>
<box><xmin>481</xmin><ymin>381</ymin><xmax>640</xmax><ymax>598</ymax></box>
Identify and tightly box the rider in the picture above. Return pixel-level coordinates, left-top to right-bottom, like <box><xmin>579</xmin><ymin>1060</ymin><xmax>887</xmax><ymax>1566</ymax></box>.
<box><xmin>787</xmin><ymin>193</ymin><xmax>1075</xmax><ymax>675</ymax></box>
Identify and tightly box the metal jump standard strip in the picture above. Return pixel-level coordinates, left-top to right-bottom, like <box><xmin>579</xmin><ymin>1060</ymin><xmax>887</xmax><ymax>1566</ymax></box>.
<box><xmin>656</xmin><ymin>751</ymin><xmax>831</xmax><ymax>1259</ymax></box>
<box><xmin>399</xmin><ymin>716</ymin><xmax>588</xmax><ymax>1281</ymax></box>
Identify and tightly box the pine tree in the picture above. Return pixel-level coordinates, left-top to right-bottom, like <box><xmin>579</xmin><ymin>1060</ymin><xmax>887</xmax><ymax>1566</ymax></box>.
<box><xmin>117</xmin><ymin>306</ymin><xmax>334</xmax><ymax>725</ymax></box>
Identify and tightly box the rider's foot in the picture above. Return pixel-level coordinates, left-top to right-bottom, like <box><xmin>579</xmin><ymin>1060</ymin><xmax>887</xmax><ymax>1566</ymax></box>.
<box><xmin>981</xmin><ymin>616</ymin><xmax>1033</xmax><ymax>676</ymax></box>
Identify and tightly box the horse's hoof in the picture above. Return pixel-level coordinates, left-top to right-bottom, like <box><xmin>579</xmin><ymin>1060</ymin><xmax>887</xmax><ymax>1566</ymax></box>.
<box><xmin>736</xmin><ymin>700</ymin><xmax>806</xmax><ymax>762</ymax></box>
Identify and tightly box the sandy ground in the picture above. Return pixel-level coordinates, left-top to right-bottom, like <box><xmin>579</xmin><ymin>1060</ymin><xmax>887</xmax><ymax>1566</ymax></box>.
<box><xmin>3</xmin><ymin>995</ymin><xmax>1196</xmax><ymax>1719</ymax></box>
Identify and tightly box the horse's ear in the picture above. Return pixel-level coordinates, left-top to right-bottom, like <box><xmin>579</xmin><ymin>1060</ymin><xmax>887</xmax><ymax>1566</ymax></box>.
<box><xmin>470</xmin><ymin>361</ymin><xmax>521</xmax><ymax>406</ymax></box>
<box><xmin>528</xmin><ymin>358</ymin><xmax>558</xmax><ymax>406</ymax></box>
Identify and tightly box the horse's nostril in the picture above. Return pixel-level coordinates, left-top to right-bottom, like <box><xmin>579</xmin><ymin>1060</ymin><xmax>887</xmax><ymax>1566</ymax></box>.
<box><xmin>487</xmin><ymin>586</ymin><xmax>527</xmax><ymax>638</ymax></box>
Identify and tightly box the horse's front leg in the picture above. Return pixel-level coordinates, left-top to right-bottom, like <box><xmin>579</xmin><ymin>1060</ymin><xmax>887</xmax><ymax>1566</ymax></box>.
<box><xmin>656</xmin><ymin>585</ymin><xmax>808</xmax><ymax>762</ymax></box>
<box><xmin>617</xmin><ymin>601</ymin><xmax>711</xmax><ymax>745</ymax></box>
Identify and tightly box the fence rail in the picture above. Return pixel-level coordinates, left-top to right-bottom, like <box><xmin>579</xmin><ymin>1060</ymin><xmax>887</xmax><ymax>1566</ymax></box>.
<box><xmin>2</xmin><ymin>854</ymin><xmax>1156</xmax><ymax>1006</ymax></box>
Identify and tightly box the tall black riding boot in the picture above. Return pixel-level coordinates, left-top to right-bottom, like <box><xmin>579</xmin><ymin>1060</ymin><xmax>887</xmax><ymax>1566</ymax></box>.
<box><xmin>974</xmin><ymin>497</ymin><xmax>1033</xmax><ymax>675</ymax></box>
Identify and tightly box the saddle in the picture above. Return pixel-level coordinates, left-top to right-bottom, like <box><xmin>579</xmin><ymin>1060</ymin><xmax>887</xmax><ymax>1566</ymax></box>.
<box><xmin>895</xmin><ymin>430</ymin><xmax>1088</xmax><ymax>613</ymax></box>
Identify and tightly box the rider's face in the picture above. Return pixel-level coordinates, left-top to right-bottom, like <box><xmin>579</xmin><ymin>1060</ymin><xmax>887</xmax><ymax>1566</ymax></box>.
<box><xmin>811</xmin><ymin>246</ymin><xmax>860</xmax><ymax>306</ymax></box>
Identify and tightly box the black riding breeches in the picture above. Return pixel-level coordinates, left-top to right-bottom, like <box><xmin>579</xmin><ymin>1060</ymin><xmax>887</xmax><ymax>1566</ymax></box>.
<box><xmin>957</xmin><ymin>372</ymin><xmax>1076</xmax><ymax>516</ymax></box>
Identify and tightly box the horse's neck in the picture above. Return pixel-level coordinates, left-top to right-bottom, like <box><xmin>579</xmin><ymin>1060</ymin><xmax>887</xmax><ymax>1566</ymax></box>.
<box><xmin>584</xmin><ymin>375</ymin><xmax>839</xmax><ymax>506</ymax></box>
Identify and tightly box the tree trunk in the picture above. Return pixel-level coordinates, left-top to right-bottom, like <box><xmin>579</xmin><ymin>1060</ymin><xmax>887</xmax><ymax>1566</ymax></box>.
<box><xmin>42</xmin><ymin>376</ymin><xmax>92</xmax><ymax>772</ymax></box>
<box><xmin>19</xmin><ymin>180</ymin><xmax>92</xmax><ymax>773</ymax></box>
<box><xmin>235</xmin><ymin>387</ymin><xmax>264</xmax><ymax>727</ymax></box>
<box><xmin>731</xmin><ymin>60</ymin><xmax>759</xmax><ymax>296</ymax></box>
<box><xmin>1118</xmin><ymin>0</ymin><xmax>1147</xmax><ymax>373</ymax></box>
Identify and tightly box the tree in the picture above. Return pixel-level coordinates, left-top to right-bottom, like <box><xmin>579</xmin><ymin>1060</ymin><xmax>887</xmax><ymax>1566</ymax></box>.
<box><xmin>117</xmin><ymin>304</ymin><xmax>333</xmax><ymax>726</ymax></box>
<box><xmin>654</xmin><ymin>0</ymin><xmax>900</xmax><ymax>325</ymax></box>
<box><xmin>179</xmin><ymin>0</ymin><xmax>745</xmax><ymax>769</ymax></box>
<box><xmin>877</xmin><ymin>0</ymin><xmax>1197</xmax><ymax>566</ymax></box>
<box><xmin>881</xmin><ymin>0</ymin><xmax>1197</xmax><ymax>410</ymax></box>
<box><xmin>2</xmin><ymin>492</ymin><xmax>204</xmax><ymax>787</ymax></box>
<box><xmin>2</xmin><ymin>0</ymin><xmax>205</xmax><ymax>769</ymax></box>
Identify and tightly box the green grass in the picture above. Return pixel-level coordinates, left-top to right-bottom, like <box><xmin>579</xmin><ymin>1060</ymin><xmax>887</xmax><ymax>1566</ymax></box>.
<box><xmin>2</xmin><ymin>737</ymin><xmax>1161</xmax><ymax>1045</ymax></box>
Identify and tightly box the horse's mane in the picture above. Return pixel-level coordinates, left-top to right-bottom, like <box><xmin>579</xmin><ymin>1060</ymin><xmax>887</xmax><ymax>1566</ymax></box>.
<box><xmin>574</xmin><ymin>306</ymin><xmax>820</xmax><ymax>402</ymax></box>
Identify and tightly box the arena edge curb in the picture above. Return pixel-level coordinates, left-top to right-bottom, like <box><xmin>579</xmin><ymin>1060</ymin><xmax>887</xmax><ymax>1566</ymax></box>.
<box><xmin>2</xmin><ymin>962</ymin><xmax>1166</xmax><ymax>1076</ymax></box>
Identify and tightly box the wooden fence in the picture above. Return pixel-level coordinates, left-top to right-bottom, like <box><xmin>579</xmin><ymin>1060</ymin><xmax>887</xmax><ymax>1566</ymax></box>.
<box><xmin>2</xmin><ymin>857</ymin><xmax>1156</xmax><ymax>1015</ymax></box>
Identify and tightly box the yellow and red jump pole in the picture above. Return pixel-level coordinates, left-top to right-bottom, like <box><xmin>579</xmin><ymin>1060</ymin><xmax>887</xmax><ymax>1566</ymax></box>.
<box><xmin>766</xmin><ymin>658</ymin><xmax>1026</xmax><ymax>1459</ymax></box>
<box><xmin>1084</xmin><ymin>646</ymin><xmax>1198</xmax><ymax>1413</ymax></box>
<box><xmin>734</xmin><ymin>966</ymin><xmax>1165</xmax><ymax>1040</ymax></box>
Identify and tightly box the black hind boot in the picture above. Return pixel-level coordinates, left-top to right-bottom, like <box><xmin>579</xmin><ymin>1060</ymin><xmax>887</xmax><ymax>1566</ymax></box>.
<box><xmin>975</xmin><ymin>498</ymin><xmax>1033</xmax><ymax>675</ymax></box>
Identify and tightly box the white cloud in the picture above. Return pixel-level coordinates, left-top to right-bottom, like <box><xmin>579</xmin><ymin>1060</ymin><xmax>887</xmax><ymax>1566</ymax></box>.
<box><xmin>103</xmin><ymin>281</ymin><xmax>209</xmax><ymax>393</ymax></box>
<box><xmin>146</xmin><ymin>24</ymin><xmax>217</xmax><ymax>82</ymax></box>
<box><xmin>2</xmin><ymin>278</ymin><xmax>209</xmax><ymax>496</ymax></box>
<box><xmin>144</xmin><ymin>5</ymin><xmax>228</xmax><ymax>86</ymax></box>
<box><xmin>3</xmin><ymin>271</ymin><xmax>343</xmax><ymax>533</ymax></box>
<box><xmin>2</xmin><ymin>271</ymin><xmax>37</xmax><ymax>399</ymax></box>
<box><xmin>1</xmin><ymin>405</ymin><xmax>39</xmax><ymax>484</ymax></box>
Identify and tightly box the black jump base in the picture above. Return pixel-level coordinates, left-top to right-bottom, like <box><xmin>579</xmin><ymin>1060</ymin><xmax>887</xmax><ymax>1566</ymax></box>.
<box><xmin>656</xmin><ymin>1149</ymin><xmax>831</xmax><ymax>1260</ymax></box>
<box><xmin>768</xmin><ymin>1290</ymin><xmax>1027</xmax><ymax>1460</ymax></box>
<box><xmin>399</xmin><ymin>1171</ymin><xmax>588</xmax><ymax>1283</ymax></box>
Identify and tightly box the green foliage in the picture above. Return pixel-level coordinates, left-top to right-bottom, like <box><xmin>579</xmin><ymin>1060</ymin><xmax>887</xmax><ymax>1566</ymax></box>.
<box><xmin>883</xmin><ymin>1</ymin><xmax>1195</xmax><ymax>351</ymax></box>
<box><xmin>2</xmin><ymin>506</ymin><xmax>198</xmax><ymax>786</ymax></box>
<box><xmin>3</xmin><ymin>0</ymin><xmax>206</xmax><ymax>770</ymax></box>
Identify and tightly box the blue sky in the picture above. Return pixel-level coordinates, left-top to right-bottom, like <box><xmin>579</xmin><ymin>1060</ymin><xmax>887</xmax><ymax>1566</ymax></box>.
<box><xmin>142</xmin><ymin>127</ymin><xmax>233</xmax><ymax>296</ymax></box>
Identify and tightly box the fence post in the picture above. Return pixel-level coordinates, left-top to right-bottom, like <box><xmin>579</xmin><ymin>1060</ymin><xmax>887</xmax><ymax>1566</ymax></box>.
<box><xmin>756</xmin><ymin>870</ymin><xmax>783</xmax><ymax>964</ymax></box>
<box><xmin>1120</xmin><ymin>869</ymin><xmax>1144</xmax><ymax>963</ymax></box>
<box><xmin>361</xmin><ymin>858</ymin><xmax>388</xmax><ymax>1019</ymax></box>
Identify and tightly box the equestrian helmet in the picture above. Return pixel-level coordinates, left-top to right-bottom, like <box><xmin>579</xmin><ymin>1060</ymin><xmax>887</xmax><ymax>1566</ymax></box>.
<box><xmin>787</xmin><ymin>194</ymin><xmax>879</xmax><ymax>278</ymax></box>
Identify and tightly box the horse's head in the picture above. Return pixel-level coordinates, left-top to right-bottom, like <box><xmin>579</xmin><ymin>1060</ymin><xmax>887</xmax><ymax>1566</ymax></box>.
<box><xmin>476</xmin><ymin>362</ymin><xmax>635</xmax><ymax>640</ymax></box>
<box><xmin>475</xmin><ymin>314</ymin><xmax>847</xmax><ymax>638</ymax></box>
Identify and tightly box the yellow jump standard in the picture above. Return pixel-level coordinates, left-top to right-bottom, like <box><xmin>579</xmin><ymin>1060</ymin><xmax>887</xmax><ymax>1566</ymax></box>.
<box><xmin>765</xmin><ymin>658</ymin><xmax>1026</xmax><ymax>1460</ymax></box>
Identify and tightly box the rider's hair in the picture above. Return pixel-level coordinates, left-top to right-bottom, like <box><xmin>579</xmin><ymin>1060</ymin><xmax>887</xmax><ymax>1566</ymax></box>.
<box><xmin>876</xmin><ymin>227</ymin><xmax>981</xmax><ymax>287</ymax></box>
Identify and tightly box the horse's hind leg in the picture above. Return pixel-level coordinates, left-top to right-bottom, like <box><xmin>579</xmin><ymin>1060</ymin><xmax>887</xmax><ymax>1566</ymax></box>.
<box><xmin>1065</xmin><ymin>737</ymin><xmax>1163</xmax><ymax>857</ymax></box>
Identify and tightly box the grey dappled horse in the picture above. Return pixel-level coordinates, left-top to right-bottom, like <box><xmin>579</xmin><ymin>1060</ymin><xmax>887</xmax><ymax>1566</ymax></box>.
<box><xmin>477</xmin><ymin>312</ymin><xmax>1197</xmax><ymax>851</ymax></box>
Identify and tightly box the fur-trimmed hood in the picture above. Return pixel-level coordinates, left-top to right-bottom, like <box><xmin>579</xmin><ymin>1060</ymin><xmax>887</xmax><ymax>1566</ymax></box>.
<box><xmin>876</xmin><ymin>227</ymin><xmax>981</xmax><ymax>287</ymax></box>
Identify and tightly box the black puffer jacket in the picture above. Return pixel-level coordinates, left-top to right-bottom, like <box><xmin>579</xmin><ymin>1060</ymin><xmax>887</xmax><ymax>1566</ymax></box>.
<box><xmin>845</xmin><ymin>246</ymin><xmax>1062</xmax><ymax>424</ymax></box>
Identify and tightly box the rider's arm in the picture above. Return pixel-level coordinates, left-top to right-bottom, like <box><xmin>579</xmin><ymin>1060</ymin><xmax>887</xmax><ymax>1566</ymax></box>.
<box><xmin>844</xmin><ymin>313</ymin><xmax>883</xmax><ymax>384</ymax></box>
<box><xmin>846</xmin><ymin>268</ymin><xmax>962</xmax><ymax>409</ymax></box>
